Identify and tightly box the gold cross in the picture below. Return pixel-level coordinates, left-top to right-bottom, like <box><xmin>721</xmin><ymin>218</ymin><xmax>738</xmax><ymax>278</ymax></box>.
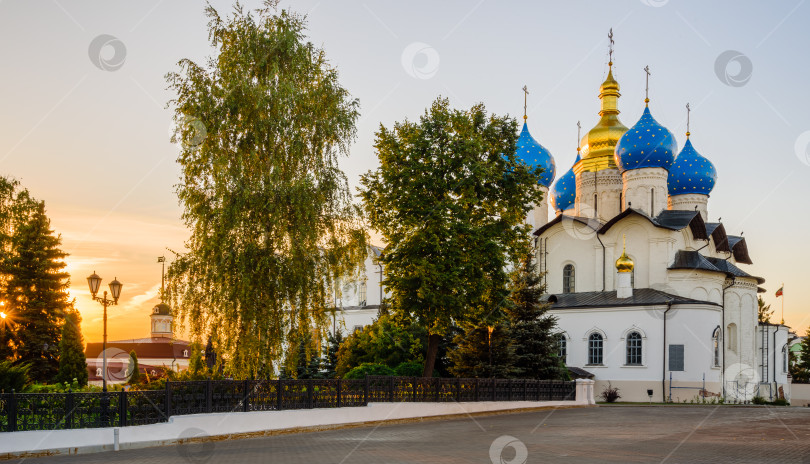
<box><xmin>522</xmin><ymin>85</ymin><xmax>529</xmax><ymax>120</ymax></box>
<box><xmin>644</xmin><ymin>65</ymin><xmax>651</xmax><ymax>103</ymax></box>
<box><xmin>608</xmin><ymin>28</ymin><xmax>614</xmax><ymax>64</ymax></box>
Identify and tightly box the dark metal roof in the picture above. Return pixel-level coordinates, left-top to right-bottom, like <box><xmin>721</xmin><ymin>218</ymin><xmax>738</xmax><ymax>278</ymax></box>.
<box><xmin>545</xmin><ymin>288</ymin><xmax>718</xmax><ymax>309</ymax></box>
<box><xmin>726</xmin><ymin>236</ymin><xmax>753</xmax><ymax>264</ymax></box>
<box><xmin>534</xmin><ymin>213</ymin><xmax>602</xmax><ymax>236</ymax></box>
<box><xmin>668</xmin><ymin>250</ymin><xmax>764</xmax><ymax>284</ymax></box>
<box><xmin>704</xmin><ymin>222</ymin><xmax>731</xmax><ymax>253</ymax></box>
<box><xmin>567</xmin><ymin>366</ymin><xmax>595</xmax><ymax>379</ymax></box>
<box><xmin>595</xmin><ymin>208</ymin><xmax>708</xmax><ymax>240</ymax></box>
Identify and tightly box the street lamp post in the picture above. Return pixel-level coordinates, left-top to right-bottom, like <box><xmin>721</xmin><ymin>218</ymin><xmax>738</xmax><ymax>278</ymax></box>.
<box><xmin>87</xmin><ymin>272</ymin><xmax>123</xmax><ymax>393</ymax></box>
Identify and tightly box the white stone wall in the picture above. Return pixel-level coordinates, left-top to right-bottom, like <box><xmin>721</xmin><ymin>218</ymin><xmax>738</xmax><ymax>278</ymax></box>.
<box><xmin>622</xmin><ymin>167</ymin><xmax>669</xmax><ymax>217</ymax></box>
<box><xmin>574</xmin><ymin>168</ymin><xmax>622</xmax><ymax>222</ymax></box>
<box><xmin>668</xmin><ymin>193</ymin><xmax>709</xmax><ymax>221</ymax></box>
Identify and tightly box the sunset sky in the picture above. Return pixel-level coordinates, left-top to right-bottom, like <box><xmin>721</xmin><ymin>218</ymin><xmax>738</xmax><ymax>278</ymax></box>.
<box><xmin>0</xmin><ymin>0</ymin><xmax>808</xmax><ymax>343</ymax></box>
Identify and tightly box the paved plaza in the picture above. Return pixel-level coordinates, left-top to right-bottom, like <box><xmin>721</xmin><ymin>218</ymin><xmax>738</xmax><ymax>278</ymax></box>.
<box><xmin>19</xmin><ymin>405</ymin><xmax>810</xmax><ymax>463</ymax></box>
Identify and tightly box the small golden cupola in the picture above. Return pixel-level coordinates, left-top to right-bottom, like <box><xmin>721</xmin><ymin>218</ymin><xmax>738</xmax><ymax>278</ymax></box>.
<box><xmin>575</xmin><ymin>30</ymin><xmax>629</xmax><ymax>175</ymax></box>
<box><xmin>616</xmin><ymin>236</ymin><xmax>634</xmax><ymax>273</ymax></box>
<box><xmin>616</xmin><ymin>234</ymin><xmax>634</xmax><ymax>299</ymax></box>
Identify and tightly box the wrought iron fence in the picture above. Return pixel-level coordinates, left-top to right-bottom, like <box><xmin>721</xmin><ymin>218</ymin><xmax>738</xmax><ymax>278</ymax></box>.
<box><xmin>0</xmin><ymin>377</ymin><xmax>575</xmax><ymax>432</ymax></box>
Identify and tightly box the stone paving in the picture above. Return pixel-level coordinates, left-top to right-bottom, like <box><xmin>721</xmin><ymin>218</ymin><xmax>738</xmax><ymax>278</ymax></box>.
<box><xmin>18</xmin><ymin>405</ymin><xmax>810</xmax><ymax>463</ymax></box>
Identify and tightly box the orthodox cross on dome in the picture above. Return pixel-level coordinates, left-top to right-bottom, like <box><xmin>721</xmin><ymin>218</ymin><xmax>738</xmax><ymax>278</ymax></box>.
<box><xmin>576</xmin><ymin>120</ymin><xmax>581</xmax><ymax>153</ymax></box>
<box><xmin>644</xmin><ymin>65</ymin><xmax>651</xmax><ymax>104</ymax></box>
<box><xmin>608</xmin><ymin>28</ymin><xmax>614</xmax><ymax>65</ymax></box>
<box><xmin>686</xmin><ymin>103</ymin><xmax>691</xmax><ymax>137</ymax></box>
<box><xmin>522</xmin><ymin>85</ymin><xmax>529</xmax><ymax>120</ymax></box>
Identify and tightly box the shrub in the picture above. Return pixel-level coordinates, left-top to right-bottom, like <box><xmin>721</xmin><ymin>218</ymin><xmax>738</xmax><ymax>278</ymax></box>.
<box><xmin>394</xmin><ymin>361</ymin><xmax>424</xmax><ymax>377</ymax></box>
<box><xmin>0</xmin><ymin>361</ymin><xmax>30</xmax><ymax>392</ymax></box>
<box><xmin>771</xmin><ymin>398</ymin><xmax>789</xmax><ymax>406</ymax></box>
<box><xmin>343</xmin><ymin>363</ymin><xmax>395</xmax><ymax>379</ymax></box>
<box><xmin>599</xmin><ymin>382</ymin><xmax>621</xmax><ymax>403</ymax></box>
<box><xmin>752</xmin><ymin>395</ymin><xmax>767</xmax><ymax>405</ymax></box>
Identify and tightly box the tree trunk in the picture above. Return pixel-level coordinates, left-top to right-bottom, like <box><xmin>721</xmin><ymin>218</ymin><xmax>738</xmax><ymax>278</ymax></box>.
<box><xmin>423</xmin><ymin>333</ymin><xmax>441</xmax><ymax>377</ymax></box>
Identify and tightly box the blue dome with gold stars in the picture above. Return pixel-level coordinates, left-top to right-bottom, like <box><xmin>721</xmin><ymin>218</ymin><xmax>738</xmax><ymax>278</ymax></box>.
<box><xmin>550</xmin><ymin>154</ymin><xmax>579</xmax><ymax>213</ymax></box>
<box><xmin>667</xmin><ymin>138</ymin><xmax>717</xmax><ymax>196</ymax></box>
<box><xmin>614</xmin><ymin>106</ymin><xmax>677</xmax><ymax>173</ymax></box>
<box><xmin>516</xmin><ymin>122</ymin><xmax>556</xmax><ymax>187</ymax></box>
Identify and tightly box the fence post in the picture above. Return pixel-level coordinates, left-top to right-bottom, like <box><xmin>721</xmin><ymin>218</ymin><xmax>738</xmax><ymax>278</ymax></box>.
<box><xmin>119</xmin><ymin>389</ymin><xmax>127</xmax><ymax>427</ymax></box>
<box><xmin>363</xmin><ymin>376</ymin><xmax>369</xmax><ymax>405</ymax></box>
<box><xmin>8</xmin><ymin>390</ymin><xmax>16</xmax><ymax>432</ymax></box>
<box><xmin>277</xmin><ymin>379</ymin><xmax>283</xmax><ymax>411</ymax></box>
<box><xmin>100</xmin><ymin>391</ymin><xmax>110</xmax><ymax>427</ymax></box>
<box><xmin>456</xmin><ymin>377</ymin><xmax>461</xmax><ymax>401</ymax></box>
<box><xmin>523</xmin><ymin>379</ymin><xmax>528</xmax><ymax>401</ymax></box>
<box><xmin>474</xmin><ymin>378</ymin><xmax>479</xmax><ymax>402</ymax></box>
<box><xmin>165</xmin><ymin>381</ymin><xmax>172</xmax><ymax>419</ymax></box>
<box><xmin>536</xmin><ymin>380</ymin><xmax>541</xmax><ymax>402</ymax></box>
<box><xmin>434</xmin><ymin>378</ymin><xmax>440</xmax><ymax>402</ymax></box>
<box><xmin>491</xmin><ymin>379</ymin><xmax>496</xmax><ymax>401</ymax></box>
<box><xmin>412</xmin><ymin>377</ymin><xmax>417</xmax><ymax>402</ymax></box>
<box><xmin>66</xmin><ymin>389</ymin><xmax>74</xmax><ymax>429</ymax></box>
<box><xmin>337</xmin><ymin>378</ymin><xmax>342</xmax><ymax>408</ymax></box>
<box><xmin>206</xmin><ymin>378</ymin><xmax>213</xmax><ymax>414</ymax></box>
<box><xmin>307</xmin><ymin>379</ymin><xmax>314</xmax><ymax>409</ymax></box>
<box><xmin>388</xmin><ymin>376</ymin><xmax>394</xmax><ymax>403</ymax></box>
<box><xmin>243</xmin><ymin>380</ymin><xmax>250</xmax><ymax>413</ymax></box>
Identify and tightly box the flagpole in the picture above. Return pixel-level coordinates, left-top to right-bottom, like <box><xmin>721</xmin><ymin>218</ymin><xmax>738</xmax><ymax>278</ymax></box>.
<box><xmin>781</xmin><ymin>283</ymin><xmax>784</xmax><ymax>325</ymax></box>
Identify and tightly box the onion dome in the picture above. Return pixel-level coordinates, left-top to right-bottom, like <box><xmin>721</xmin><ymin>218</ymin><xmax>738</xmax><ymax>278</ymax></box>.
<box><xmin>516</xmin><ymin>122</ymin><xmax>556</xmax><ymax>187</ymax></box>
<box><xmin>614</xmin><ymin>106</ymin><xmax>677</xmax><ymax>172</ymax></box>
<box><xmin>615</xmin><ymin>236</ymin><xmax>634</xmax><ymax>273</ymax></box>
<box><xmin>578</xmin><ymin>65</ymin><xmax>629</xmax><ymax>173</ymax></box>
<box><xmin>667</xmin><ymin>138</ymin><xmax>717</xmax><ymax>196</ymax></box>
<box><xmin>550</xmin><ymin>154</ymin><xmax>579</xmax><ymax>213</ymax></box>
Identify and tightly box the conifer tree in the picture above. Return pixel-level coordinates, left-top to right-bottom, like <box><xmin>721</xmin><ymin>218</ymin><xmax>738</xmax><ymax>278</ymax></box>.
<box><xmin>4</xmin><ymin>202</ymin><xmax>70</xmax><ymax>381</ymax></box>
<box><xmin>55</xmin><ymin>309</ymin><xmax>88</xmax><ymax>387</ymax></box>
<box><xmin>322</xmin><ymin>331</ymin><xmax>343</xmax><ymax>378</ymax></box>
<box><xmin>127</xmin><ymin>350</ymin><xmax>141</xmax><ymax>385</ymax></box>
<box><xmin>505</xmin><ymin>256</ymin><xmax>566</xmax><ymax>379</ymax></box>
<box><xmin>188</xmin><ymin>342</ymin><xmax>206</xmax><ymax>379</ymax></box>
<box><xmin>448</xmin><ymin>324</ymin><xmax>513</xmax><ymax>378</ymax></box>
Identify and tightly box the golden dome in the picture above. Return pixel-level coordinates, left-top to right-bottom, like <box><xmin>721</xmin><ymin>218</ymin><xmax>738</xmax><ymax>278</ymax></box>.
<box><xmin>575</xmin><ymin>64</ymin><xmax>629</xmax><ymax>174</ymax></box>
<box><xmin>616</xmin><ymin>234</ymin><xmax>634</xmax><ymax>273</ymax></box>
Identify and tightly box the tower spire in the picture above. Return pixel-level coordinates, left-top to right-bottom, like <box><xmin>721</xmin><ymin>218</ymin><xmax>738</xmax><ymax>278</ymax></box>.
<box><xmin>686</xmin><ymin>103</ymin><xmax>691</xmax><ymax>138</ymax></box>
<box><xmin>157</xmin><ymin>255</ymin><xmax>165</xmax><ymax>302</ymax></box>
<box><xmin>644</xmin><ymin>65</ymin><xmax>651</xmax><ymax>105</ymax></box>
<box><xmin>522</xmin><ymin>85</ymin><xmax>529</xmax><ymax>121</ymax></box>
<box><xmin>576</xmin><ymin>120</ymin><xmax>581</xmax><ymax>154</ymax></box>
<box><xmin>608</xmin><ymin>28</ymin><xmax>614</xmax><ymax>66</ymax></box>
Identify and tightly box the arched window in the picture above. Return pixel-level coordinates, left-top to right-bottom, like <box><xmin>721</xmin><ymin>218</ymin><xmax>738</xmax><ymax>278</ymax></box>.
<box><xmin>96</xmin><ymin>367</ymin><xmax>102</xmax><ymax>377</ymax></box>
<box><xmin>712</xmin><ymin>327</ymin><xmax>721</xmax><ymax>367</ymax></box>
<box><xmin>593</xmin><ymin>193</ymin><xmax>598</xmax><ymax>217</ymax></box>
<box><xmin>558</xmin><ymin>334</ymin><xmax>567</xmax><ymax>362</ymax></box>
<box><xmin>359</xmin><ymin>281</ymin><xmax>367</xmax><ymax>307</ymax></box>
<box><xmin>650</xmin><ymin>188</ymin><xmax>655</xmax><ymax>214</ymax></box>
<box><xmin>727</xmin><ymin>323</ymin><xmax>737</xmax><ymax>353</ymax></box>
<box><xmin>588</xmin><ymin>333</ymin><xmax>603</xmax><ymax>365</ymax></box>
<box><xmin>183</xmin><ymin>349</ymin><xmax>189</xmax><ymax>358</ymax></box>
<box><xmin>626</xmin><ymin>332</ymin><xmax>642</xmax><ymax>365</ymax></box>
<box><xmin>563</xmin><ymin>264</ymin><xmax>575</xmax><ymax>293</ymax></box>
<box><xmin>782</xmin><ymin>345</ymin><xmax>788</xmax><ymax>373</ymax></box>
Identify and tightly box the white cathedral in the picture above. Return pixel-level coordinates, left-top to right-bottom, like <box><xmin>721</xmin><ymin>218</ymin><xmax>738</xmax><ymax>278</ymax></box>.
<box><xmin>338</xmin><ymin>58</ymin><xmax>791</xmax><ymax>403</ymax></box>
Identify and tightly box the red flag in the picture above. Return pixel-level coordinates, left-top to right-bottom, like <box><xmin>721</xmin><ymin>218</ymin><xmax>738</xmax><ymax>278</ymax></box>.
<box><xmin>775</xmin><ymin>286</ymin><xmax>783</xmax><ymax>297</ymax></box>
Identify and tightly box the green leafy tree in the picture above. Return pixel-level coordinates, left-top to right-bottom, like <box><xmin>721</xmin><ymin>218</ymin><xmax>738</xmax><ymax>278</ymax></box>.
<box><xmin>55</xmin><ymin>309</ymin><xmax>88</xmax><ymax>387</ymax></box>
<box><xmin>360</xmin><ymin>98</ymin><xmax>543</xmax><ymax>377</ymax></box>
<box><xmin>343</xmin><ymin>363</ymin><xmax>395</xmax><ymax>379</ymax></box>
<box><xmin>792</xmin><ymin>330</ymin><xmax>810</xmax><ymax>384</ymax></box>
<box><xmin>127</xmin><ymin>350</ymin><xmax>141</xmax><ymax>385</ymax></box>
<box><xmin>505</xmin><ymin>256</ymin><xmax>566</xmax><ymax>379</ymax></box>
<box><xmin>0</xmin><ymin>361</ymin><xmax>29</xmax><ymax>392</ymax></box>
<box><xmin>448</xmin><ymin>324</ymin><xmax>514</xmax><ymax>378</ymax></box>
<box><xmin>757</xmin><ymin>296</ymin><xmax>773</xmax><ymax>323</ymax></box>
<box><xmin>281</xmin><ymin>329</ymin><xmax>323</xmax><ymax>379</ymax></box>
<box><xmin>335</xmin><ymin>313</ymin><xmax>425</xmax><ymax>377</ymax></box>
<box><xmin>3</xmin><ymin>202</ymin><xmax>70</xmax><ymax>381</ymax></box>
<box><xmin>165</xmin><ymin>1</ymin><xmax>366</xmax><ymax>378</ymax></box>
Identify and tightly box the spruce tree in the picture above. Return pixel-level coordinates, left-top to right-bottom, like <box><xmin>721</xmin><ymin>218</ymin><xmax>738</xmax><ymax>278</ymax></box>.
<box><xmin>127</xmin><ymin>350</ymin><xmax>141</xmax><ymax>385</ymax></box>
<box><xmin>4</xmin><ymin>202</ymin><xmax>70</xmax><ymax>381</ymax></box>
<box><xmin>55</xmin><ymin>309</ymin><xmax>88</xmax><ymax>387</ymax></box>
<box><xmin>322</xmin><ymin>331</ymin><xmax>343</xmax><ymax>378</ymax></box>
<box><xmin>448</xmin><ymin>324</ymin><xmax>514</xmax><ymax>378</ymax></box>
<box><xmin>505</xmin><ymin>255</ymin><xmax>566</xmax><ymax>380</ymax></box>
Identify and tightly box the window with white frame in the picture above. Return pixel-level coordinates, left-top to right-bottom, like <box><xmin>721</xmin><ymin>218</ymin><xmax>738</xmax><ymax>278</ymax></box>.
<box><xmin>782</xmin><ymin>345</ymin><xmax>788</xmax><ymax>373</ymax></box>
<box><xmin>626</xmin><ymin>331</ymin><xmax>642</xmax><ymax>365</ymax></box>
<box><xmin>359</xmin><ymin>281</ymin><xmax>367</xmax><ymax>307</ymax></box>
<box><xmin>712</xmin><ymin>327</ymin><xmax>721</xmax><ymax>367</ymax></box>
<box><xmin>588</xmin><ymin>333</ymin><xmax>603</xmax><ymax>365</ymax></box>
<box><xmin>558</xmin><ymin>334</ymin><xmax>567</xmax><ymax>362</ymax></box>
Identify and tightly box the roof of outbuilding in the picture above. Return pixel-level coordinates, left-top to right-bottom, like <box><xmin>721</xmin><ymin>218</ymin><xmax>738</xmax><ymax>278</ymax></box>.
<box><xmin>545</xmin><ymin>288</ymin><xmax>717</xmax><ymax>309</ymax></box>
<box><xmin>594</xmin><ymin>208</ymin><xmax>709</xmax><ymax>240</ymax></box>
